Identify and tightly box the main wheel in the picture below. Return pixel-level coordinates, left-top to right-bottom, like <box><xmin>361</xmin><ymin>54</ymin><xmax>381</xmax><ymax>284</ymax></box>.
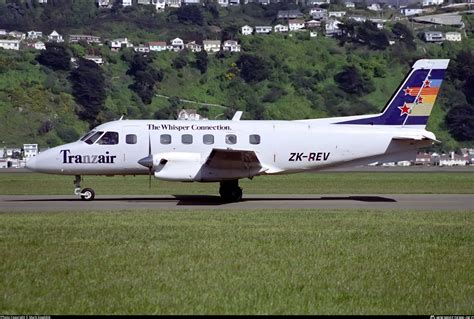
<box><xmin>80</xmin><ymin>188</ymin><xmax>95</xmax><ymax>201</ymax></box>
<box><xmin>219</xmin><ymin>185</ymin><xmax>243</xmax><ymax>202</ymax></box>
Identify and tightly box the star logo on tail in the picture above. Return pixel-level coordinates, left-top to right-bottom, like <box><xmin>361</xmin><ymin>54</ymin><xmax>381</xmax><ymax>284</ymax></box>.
<box><xmin>398</xmin><ymin>103</ymin><xmax>411</xmax><ymax>116</ymax></box>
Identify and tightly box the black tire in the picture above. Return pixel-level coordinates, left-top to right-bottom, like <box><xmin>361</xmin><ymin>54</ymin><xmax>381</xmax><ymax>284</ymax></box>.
<box><xmin>219</xmin><ymin>186</ymin><xmax>243</xmax><ymax>202</ymax></box>
<box><xmin>80</xmin><ymin>188</ymin><xmax>95</xmax><ymax>201</ymax></box>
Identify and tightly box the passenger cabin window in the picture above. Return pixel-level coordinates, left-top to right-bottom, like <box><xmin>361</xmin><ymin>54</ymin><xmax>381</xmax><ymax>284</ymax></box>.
<box><xmin>182</xmin><ymin>134</ymin><xmax>193</xmax><ymax>144</ymax></box>
<box><xmin>84</xmin><ymin>131</ymin><xmax>103</xmax><ymax>145</ymax></box>
<box><xmin>160</xmin><ymin>134</ymin><xmax>171</xmax><ymax>144</ymax></box>
<box><xmin>225</xmin><ymin>134</ymin><xmax>237</xmax><ymax>145</ymax></box>
<box><xmin>203</xmin><ymin>134</ymin><xmax>214</xmax><ymax>145</ymax></box>
<box><xmin>249</xmin><ymin>134</ymin><xmax>261</xmax><ymax>145</ymax></box>
<box><xmin>97</xmin><ymin>131</ymin><xmax>119</xmax><ymax>145</ymax></box>
<box><xmin>126</xmin><ymin>134</ymin><xmax>137</xmax><ymax>144</ymax></box>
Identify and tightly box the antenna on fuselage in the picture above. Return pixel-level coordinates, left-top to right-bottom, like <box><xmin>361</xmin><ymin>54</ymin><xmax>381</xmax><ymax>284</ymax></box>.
<box><xmin>232</xmin><ymin>111</ymin><xmax>243</xmax><ymax>121</ymax></box>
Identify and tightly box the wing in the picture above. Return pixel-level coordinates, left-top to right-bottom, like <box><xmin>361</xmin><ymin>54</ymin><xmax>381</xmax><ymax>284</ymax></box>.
<box><xmin>200</xmin><ymin>148</ymin><xmax>264</xmax><ymax>181</ymax></box>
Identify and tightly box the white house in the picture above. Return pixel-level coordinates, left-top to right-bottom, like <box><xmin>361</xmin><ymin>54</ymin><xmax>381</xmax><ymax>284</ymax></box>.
<box><xmin>84</xmin><ymin>55</ymin><xmax>104</xmax><ymax>65</ymax></box>
<box><xmin>0</xmin><ymin>39</ymin><xmax>20</xmax><ymax>51</ymax></box>
<box><xmin>152</xmin><ymin>0</ymin><xmax>166</xmax><ymax>11</ymax></box>
<box><xmin>241</xmin><ymin>25</ymin><xmax>253</xmax><ymax>35</ymax></box>
<box><xmin>149</xmin><ymin>41</ymin><xmax>167</xmax><ymax>51</ymax></box>
<box><xmin>325</xmin><ymin>19</ymin><xmax>342</xmax><ymax>37</ymax></box>
<box><xmin>422</xmin><ymin>0</ymin><xmax>443</xmax><ymax>6</ymax></box>
<box><xmin>134</xmin><ymin>44</ymin><xmax>150</xmax><ymax>53</ymax></box>
<box><xmin>171</xmin><ymin>37</ymin><xmax>184</xmax><ymax>51</ymax></box>
<box><xmin>274</xmin><ymin>24</ymin><xmax>289</xmax><ymax>33</ymax></box>
<box><xmin>48</xmin><ymin>30</ymin><xmax>64</xmax><ymax>43</ymax></box>
<box><xmin>0</xmin><ymin>30</ymin><xmax>6</xmax><ymax>36</ymax></box>
<box><xmin>110</xmin><ymin>38</ymin><xmax>130</xmax><ymax>52</ymax></box>
<box><xmin>328</xmin><ymin>11</ymin><xmax>346</xmax><ymax>18</ymax></box>
<box><xmin>367</xmin><ymin>3</ymin><xmax>382</xmax><ymax>11</ymax></box>
<box><xmin>183</xmin><ymin>0</ymin><xmax>200</xmax><ymax>4</ymax></box>
<box><xmin>255</xmin><ymin>26</ymin><xmax>272</xmax><ymax>34</ymax></box>
<box><xmin>369</xmin><ymin>18</ymin><xmax>386</xmax><ymax>29</ymax></box>
<box><xmin>310</xmin><ymin>31</ymin><xmax>318</xmax><ymax>38</ymax></box>
<box><xmin>185</xmin><ymin>41</ymin><xmax>202</xmax><ymax>52</ymax></box>
<box><xmin>218</xmin><ymin>0</ymin><xmax>229</xmax><ymax>6</ymax></box>
<box><xmin>306</xmin><ymin>20</ymin><xmax>321</xmax><ymax>28</ymax></box>
<box><xmin>401</xmin><ymin>8</ymin><xmax>424</xmax><ymax>16</ymax></box>
<box><xmin>445</xmin><ymin>32</ymin><xmax>461</xmax><ymax>41</ymax></box>
<box><xmin>8</xmin><ymin>31</ymin><xmax>26</xmax><ymax>40</ymax></box>
<box><xmin>289</xmin><ymin>19</ymin><xmax>305</xmax><ymax>32</ymax></box>
<box><xmin>138</xmin><ymin>0</ymin><xmax>151</xmax><ymax>4</ymax></box>
<box><xmin>424</xmin><ymin>31</ymin><xmax>444</xmax><ymax>42</ymax></box>
<box><xmin>122</xmin><ymin>0</ymin><xmax>132</xmax><ymax>6</ymax></box>
<box><xmin>222</xmin><ymin>40</ymin><xmax>241</xmax><ymax>52</ymax></box>
<box><xmin>97</xmin><ymin>0</ymin><xmax>111</xmax><ymax>8</ymax></box>
<box><xmin>178</xmin><ymin>109</ymin><xmax>207</xmax><ymax>120</ymax></box>
<box><xmin>229</xmin><ymin>0</ymin><xmax>240</xmax><ymax>5</ymax></box>
<box><xmin>203</xmin><ymin>40</ymin><xmax>221</xmax><ymax>53</ymax></box>
<box><xmin>26</xmin><ymin>41</ymin><xmax>46</xmax><ymax>50</ymax></box>
<box><xmin>345</xmin><ymin>1</ymin><xmax>355</xmax><ymax>8</ymax></box>
<box><xmin>27</xmin><ymin>31</ymin><xmax>43</xmax><ymax>40</ymax></box>
<box><xmin>166</xmin><ymin>0</ymin><xmax>181</xmax><ymax>7</ymax></box>
<box><xmin>309</xmin><ymin>8</ymin><xmax>327</xmax><ymax>20</ymax></box>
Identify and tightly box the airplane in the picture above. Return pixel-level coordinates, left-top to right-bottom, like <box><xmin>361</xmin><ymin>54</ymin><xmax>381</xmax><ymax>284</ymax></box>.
<box><xmin>26</xmin><ymin>59</ymin><xmax>449</xmax><ymax>202</ymax></box>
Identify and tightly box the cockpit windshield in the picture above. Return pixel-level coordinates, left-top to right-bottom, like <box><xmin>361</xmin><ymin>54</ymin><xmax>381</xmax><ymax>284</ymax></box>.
<box><xmin>84</xmin><ymin>131</ymin><xmax>104</xmax><ymax>145</ymax></box>
<box><xmin>80</xmin><ymin>130</ymin><xmax>96</xmax><ymax>142</ymax></box>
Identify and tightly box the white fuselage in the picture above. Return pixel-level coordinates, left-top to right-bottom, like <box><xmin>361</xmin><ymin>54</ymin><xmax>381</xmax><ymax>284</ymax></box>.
<box><xmin>26</xmin><ymin>119</ymin><xmax>434</xmax><ymax>181</ymax></box>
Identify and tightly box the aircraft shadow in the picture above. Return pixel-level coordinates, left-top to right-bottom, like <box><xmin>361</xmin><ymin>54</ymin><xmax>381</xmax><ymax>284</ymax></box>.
<box><xmin>7</xmin><ymin>195</ymin><xmax>397</xmax><ymax>206</ymax></box>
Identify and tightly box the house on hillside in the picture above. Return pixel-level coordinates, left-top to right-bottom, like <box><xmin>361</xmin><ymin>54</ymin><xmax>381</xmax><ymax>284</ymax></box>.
<box><xmin>166</xmin><ymin>0</ymin><xmax>181</xmax><ymax>7</ymax></box>
<box><xmin>400</xmin><ymin>8</ymin><xmax>424</xmax><ymax>16</ymax></box>
<box><xmin>422</xmin><ymin>0</ymin><xmax>443</xmax><ymax>6</ymax></box>
<box><xmin>445</xmin><ymin>32</ymin><xmax>461</xmax><ymax>41</ymax></box>
<box><xmin>310</xmin><ymin>8</ymin><xmax>328</xmax><ymax>20</ymax></box>
<box><xmin>185</xmin><ymin>41</ymin><xmax>202</xmax><ymax>52</ymax></box>
<box><xmin>97</xmin><ymin>0</ymin><xmax>112</xmax><ymax>8</ymax></box>
<box><xmin>203</xmin><ymin>40</ymin><xmax>221</xmax><ymax>53</ymax></box>
<box><xmin>289</xmin><ymin>19</ymin><xmax>305</xmax><ymax>32</ymax></box>
<box><xmin>423</xmin><ymin>31</ymin><xmax>444</xmax><ymax>42</ymax></box>
<box><xmin>48</xmin><ymin>30</ymin><xmax>64</xmax><ymax>43</ymax></box>
<box><xmin>0</xmin><ymin>39</ymin><xmax>20</xmax><ymax>51</ymax></box>
<box><xmin>241</xmin><ymin>25</ymin><xmax>253</xmax><ymax>35</ymax></box>
<box><xmin>274</xmin><ymin>24</ymin><xmax>289</xmax><ymax>33</ymax></box>
<box><xmin>223</xmin><ymin>40</ymin><xmax>240</xmax><ymax>52</ymax></box>
<box><xmin>325</xmin><ymin>19</ymin><xmax>342</xmax><ymax>37</ymax></box>
<box><xmin>149</xmin><ymin>41</ymin><xmax>167</xmax><ymax>51</ymax></box>
<box><xmin>255</xmin><ymin>26</ymin><xmax>272</xmax><ymax>34</ymax></box>
<box><xmin>8</xmin><ymin>31</ymin><xmax>26</xmax><ymax>40</ymax></box>
<box><xmin>218</xmin><ymin>0</ymin><xmax>229</xmax><ymax>6</ymax></box>
<box><xmin>134</xmin><ymin>44</ymin><xmax>150</xmax><ymax>53</ymax></box>
<box><xmin>122</xmin><ymin>0</ymin><xmax>132</xmax><ymax>6</ymax></box>
<box><xmin>27</xmin><ymin>31</ymin><xmax>43</xmax><ymax>40</ymax></box>
<box><xmin>306</xmin><ymin>20</ymin><xmax>321</xmax><ymax>29</ymax></box>
<box><xmin>345</xmin><ymin>1</ymin><xmax>355</xmax><ymax>8</ymax></box>
<box><xmin>110</xmin><ymin>38</ymin><xmax>131</xmax><ymax>52</ymax></box>
<box><xmin>84</xmin><ymin>55</ymin><xmax>104</xmax><ymax>65</ymax></box>
<box><xmin>25</xmin><ymin>41</ymin><xmax>46</xmax><ymax>50</ymax></box>
<box><xmin>277</xmin><ymin>10</ymin><xmax>303</xmax><ymax>19</ymax></box>
<box><xmin>170</xmin><ymin>37</ymin><xmax>184</xmax><ymax>51</ymax></box>
<box><xmin>153</xmin><ymin>0</ymin><xmax>166</xmax><ymax>11</ymax></box>
<box><xmin>329</xmin><ymin>11</ymin><xmax>346</xmax><ymax>18</ymax></box>
<box><xmin>368</xmin><ymin>3</ymin><xmax>382</xmax><ymax>11</ymax></box>
<box><xmin>69</xmin><ymin>34</ymin><xmax>101</xmax><ymax>44</ymax></box>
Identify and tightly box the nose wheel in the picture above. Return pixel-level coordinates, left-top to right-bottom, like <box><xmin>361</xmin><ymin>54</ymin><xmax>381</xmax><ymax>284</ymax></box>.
<box><xmin>74</xmin><ymin>175</ymin><xmax>96</xmax><ymax>201</ymax></box>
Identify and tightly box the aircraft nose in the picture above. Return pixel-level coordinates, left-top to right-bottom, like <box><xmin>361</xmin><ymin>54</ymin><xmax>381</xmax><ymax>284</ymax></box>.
<box><xmin>25</xmin><ymin>156</ymin><xmax>37</xmax><ymax>171</ymax></box>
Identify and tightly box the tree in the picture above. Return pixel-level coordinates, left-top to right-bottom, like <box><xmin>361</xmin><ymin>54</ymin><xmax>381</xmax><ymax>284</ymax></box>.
<box><xmin>69</xmin><ymin>59</ymin><xmax>106</xmax><ymax>128</ymax></box>
<box><xmin>36</xmin><ymin>42</ymin><xmax>71</xmax><ymax>71</ymax></box>
<box><xmin>334</xmin><ymin>66</ymin><xmax>375</xmax><ymax>96</ymax></box>
<box><xmin>194</xmin><ymin>51</ymin><xmax>208</xmax><ymax>74</ymax></box>
<box><xmin>175</xmin><ymin>5</ymin><xmax>204</xmax><ymax>26</ymax></box>
<box><xmin>445</xmin><ymin>104</ymin><xmax>474</xmax><ymax>141</ymax></box>
<box><xmin>127</xmin><ymin>54</ymin><xmax>164</xmax><ymax>104</ymax></box>
<box><xmin>236</xmin><ymin>54</ymin><xmax>270</xmax><ymax>83</ymax></box>
<box><xmin>392</xmin><ymin>22</ymin><xmax>416</xmax><ymax>51</ymax></box>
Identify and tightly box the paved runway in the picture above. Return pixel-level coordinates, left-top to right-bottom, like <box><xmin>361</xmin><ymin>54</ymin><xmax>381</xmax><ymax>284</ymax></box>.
<box><xmin>0</xmin><ymin>194</ymin><xmax>472</xmax><ymax>212</ymax></box>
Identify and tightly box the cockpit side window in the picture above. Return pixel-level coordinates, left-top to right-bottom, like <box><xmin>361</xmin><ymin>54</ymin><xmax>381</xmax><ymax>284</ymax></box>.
<box><xmin>80</xmin><ymin>131</ymin><xmax>96</xmax><ymax>142</ymax></box>
<box><xmin>84</xmin><ymin>131</ymin><xmax>103</xmax><ymax>145</ymax></box>
<box><xmin>97</xmin><ymin>131</ymin><xmax>119</xmax><ymax>145</ymax></box>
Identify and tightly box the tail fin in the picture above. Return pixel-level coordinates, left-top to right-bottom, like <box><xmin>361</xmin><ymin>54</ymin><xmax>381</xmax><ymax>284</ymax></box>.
<box><xmin>336</xmin><ymin>59</ymin><xmax>449</xmax><ymax>127</ymax></box>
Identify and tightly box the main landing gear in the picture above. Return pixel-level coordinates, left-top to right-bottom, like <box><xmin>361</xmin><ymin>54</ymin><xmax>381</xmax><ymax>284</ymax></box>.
<box><xmin>219</xmin><ymin>180</ymin><xmax>243</xmax><ymax>202</ymax></box>
<box><xmin>74</xmin><ymin>175</ymin><xmax>95</xmax><ymax>201</ymax></box>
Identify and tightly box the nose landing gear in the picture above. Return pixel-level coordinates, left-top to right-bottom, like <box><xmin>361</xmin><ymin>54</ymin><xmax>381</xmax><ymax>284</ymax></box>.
<box><xmin>74</xmin><ymin>175</ymin><xmax>95</xmax><ymax>201</ymax></box>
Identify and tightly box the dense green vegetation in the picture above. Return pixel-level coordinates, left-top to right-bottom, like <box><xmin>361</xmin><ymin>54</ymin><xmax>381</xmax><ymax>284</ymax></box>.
<box><xmin>1</xmin><ymin>209</ymin><xmax>472</xmax><ymax>314</ymax></box>
<box><xmin>0</xmin><ymin>1</ymin><xmax>473</xmax><ymax>151</ymax></box>
<box><xmin>0</xmin><ymin>171</ymin><xmax>473</xmax><ymax>195</ymax></box>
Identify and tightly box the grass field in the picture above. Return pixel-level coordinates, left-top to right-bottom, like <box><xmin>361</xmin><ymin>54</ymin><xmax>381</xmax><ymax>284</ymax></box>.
<box><xmin>0</xmin><ymin>209</ymin><xmax>472</xmax><ymax>314</ymax></box>
<box><xmin>0</xmin><ymin>171</ymin><xmax>473</xmax><ymax>195</ymax></box>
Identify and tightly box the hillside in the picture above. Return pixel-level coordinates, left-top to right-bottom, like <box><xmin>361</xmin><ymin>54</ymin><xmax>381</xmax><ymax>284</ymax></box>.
<box><xmin>0</xmin><ymin>1</ymin><xmax>473</xmax><ymax>152</ymax></box>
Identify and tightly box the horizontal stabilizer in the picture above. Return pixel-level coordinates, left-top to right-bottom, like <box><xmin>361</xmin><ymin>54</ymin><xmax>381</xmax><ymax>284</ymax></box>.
<box><xmin>392</xmin><ymin>134</ymin><xmax>440</xmax><ymax>143</ymax></box>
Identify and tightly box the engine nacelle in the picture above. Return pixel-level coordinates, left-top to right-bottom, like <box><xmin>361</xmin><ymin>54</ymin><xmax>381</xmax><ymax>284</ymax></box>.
<box><xmin>152</xmin><ymin>152</ymin><xmax>202</xmax><ymax>181</ymax></box>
